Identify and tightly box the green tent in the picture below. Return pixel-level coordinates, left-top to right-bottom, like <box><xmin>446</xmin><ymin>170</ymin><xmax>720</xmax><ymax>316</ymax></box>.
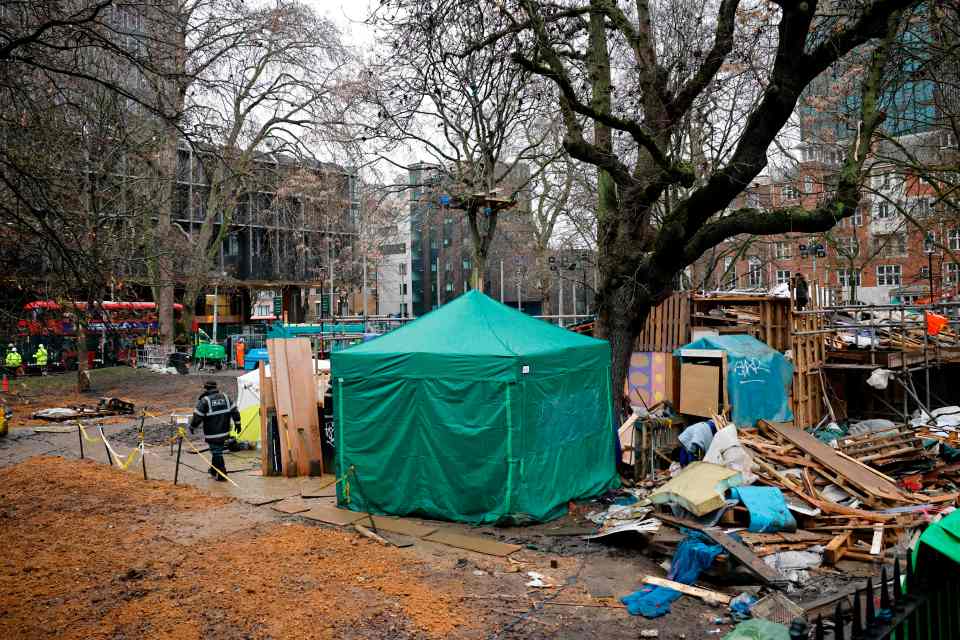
<box><xmin>330</xmin><ymin>290</ymin><xmax>618</xmax><ymax>524</ymax></box>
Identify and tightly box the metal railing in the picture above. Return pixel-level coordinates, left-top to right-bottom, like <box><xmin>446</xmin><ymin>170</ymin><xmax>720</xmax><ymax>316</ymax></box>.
<box><xmin>789</xmin><ymin>551</ymin><xmax>958</xmax><ymax>639</ymax></box>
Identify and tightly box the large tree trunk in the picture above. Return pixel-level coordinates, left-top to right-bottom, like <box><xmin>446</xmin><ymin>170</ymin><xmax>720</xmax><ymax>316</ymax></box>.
<box><xmin>76</xmin><ymin>321</ymin><xmax>90</xmax><ymax>393</ymax></box>
<box><xmin>156</xmin><ymin>134</ymin><xmax>177</xmax><ymax>349</ymax></box>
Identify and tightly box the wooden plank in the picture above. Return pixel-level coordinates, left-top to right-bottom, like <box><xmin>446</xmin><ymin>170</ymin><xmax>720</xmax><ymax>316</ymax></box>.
<box><xmin>870</xmin><ymin>525</ymin><xmax>884</xmax><ymax>555</ymax></box>
<box><xmin>760</xmin><ymin>421</ymin><xmax>909</xmax><ymax>502</ymax></box>
<box><xmin>641</xmin><ymin>576</ymin><xmax>731</xmax><ymax>605</ymax></box>
<box><xmin>824</xmin><ymin>532</ymin><xmax>851</xmax><ymax>565</ymax></box>
<box><xmin>655</xmin><ymin>513</ymin><xmax>787</xmax><ymax>587</ymax></box>
<box><xmin>286</xmin><ymin>338</ymin><xmax>324</xmax><ymax>476</ymax></box>
<box><xmin>267</xmin><ymin>339</ymin><xmax>299</xmax><ymax>476</ymax></box>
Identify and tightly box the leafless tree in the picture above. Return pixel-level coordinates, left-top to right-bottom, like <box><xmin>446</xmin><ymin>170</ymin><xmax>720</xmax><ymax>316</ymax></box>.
<box><xmin>450</xmin><ymin>0</ymin><xmax>920</xmax><ymax>403</ymax></box>
<box><xmin>363</xmin><ymin>2</ymin><xmax>562</xmax><ymax>290</ymax></box>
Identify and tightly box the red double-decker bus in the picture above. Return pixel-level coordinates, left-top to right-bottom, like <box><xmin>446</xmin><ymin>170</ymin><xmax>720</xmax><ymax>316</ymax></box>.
<box><xmin>17</xmin><ymin>301</ymin><xmax>183</xmax><ymax>370</ymax></box>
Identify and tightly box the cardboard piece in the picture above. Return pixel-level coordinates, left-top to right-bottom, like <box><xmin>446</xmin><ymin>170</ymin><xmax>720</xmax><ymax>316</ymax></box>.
<box><xmin>648</xmin><ymin>461</ymin><xmax>742</xmax><ymax>516</ymax></box>
<box><xmin>679</xmin><ymin>363</ymin><xmax>722</xmax><ymax>418</ymax></box>
<box><xmin>422</xmin><ymin>529</ymin><xmax>522</xmax><ymax>557</ymax></box>
<box><xmin>300</xmin><ymin>475</ymin><xmax>338</xmax><ymax>498</ymax></box>
<box><xmin>301</xmin><ymin>504</ymin><xmax>369</xmax><ymax>526</ymax></box>
<box><xmin>271</xmin><ymin>497</ymin><xmax>312</xmax><ymax>514</ymax></box>
<box><xmin>364</xmin><ymin>515</ymin><xmax>438</xmax><ymax>538</ymax></box>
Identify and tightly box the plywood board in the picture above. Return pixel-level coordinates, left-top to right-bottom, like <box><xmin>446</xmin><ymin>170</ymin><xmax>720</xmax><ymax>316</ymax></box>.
<box><xmin>284</xmin><ymin>338</ymin><xmax>324</xmax><ymax>475</ymax></box>
<box><xmin>266</xmin><ymin>340</ymin><xmax>299</xmax><ymax>476</ymax></box>
<box><xmin>364</xmin><ymin>516</ymin><xmax>438</xmax><ymax>538</ymax></box>
<box><xmin>679</xmin><ymin>363</ymin><xmax>721</xmax><ymax>418</ymax></box>
<box><xmin>301</xmin><ymin>504</ymin><xmax>369</xmax><ymax>526</ymax></box>
<box><xmin>300</xmin><ymin>474</ymin><xmax>338</xmax><ymax>498</ymax></box>
<box><xmin>422</xmin><ymin>529</ymin><xmax>521</xmax><ymax>557</ymax></box>
<box><xmin>271</xmin><ymin>497</ymin><xmax>312</xmax><ymax>514</ymax></box>
<box><xmin>641</xmin><ymin>576</ymin><xmax>731</xmax><ymax>605</ymax></box>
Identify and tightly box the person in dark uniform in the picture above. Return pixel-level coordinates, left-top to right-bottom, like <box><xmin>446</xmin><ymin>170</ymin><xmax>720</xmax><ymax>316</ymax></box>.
<box><xmin>189</xmin><ymin>380</ymin><xmax>241</xmax><ymax>481</ymax></box>
<box><xmin>793</xmin><ymin>272</ymin><xmax>810</xmax><ymax>311</ymax></box>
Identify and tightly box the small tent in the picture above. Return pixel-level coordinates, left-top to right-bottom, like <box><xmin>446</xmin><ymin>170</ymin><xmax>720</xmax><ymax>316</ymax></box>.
<box><xmin>675</xmin><ymin>334</ymin><xmax>793</xmax><ymax>427</ymax></box>
<box><xmin>330</xmin><ymin>290</ymin><xmax>618</xmax><ymax>524</ymax></box>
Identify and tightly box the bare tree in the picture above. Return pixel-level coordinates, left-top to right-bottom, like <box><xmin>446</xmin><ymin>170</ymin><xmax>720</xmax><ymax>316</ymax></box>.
<box><xmin>364</xmin><ymin>2</ymin><xmax>560</xmax><ymax>289</ymax></box>
<box><xmin>447</xmin><ymin>0</ymin><xmax>920</xmax><ymax>403</ymax></box>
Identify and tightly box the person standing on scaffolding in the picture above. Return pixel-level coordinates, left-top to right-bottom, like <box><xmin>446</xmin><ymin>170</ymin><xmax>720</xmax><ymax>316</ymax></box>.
<box><xmin>189</xmin><ymin>380</ymin><xmax>241</xmax><ymax>481</ymax></box>
<box><xmin>793</xmin><ymin>272</ymin><xmax>810</xmax><ymax>311</ymax></box>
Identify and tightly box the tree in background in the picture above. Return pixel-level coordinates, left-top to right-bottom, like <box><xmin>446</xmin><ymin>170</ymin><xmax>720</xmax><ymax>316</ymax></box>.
<box><xmin>364</xmin><ymin>1</ymin><xmax>561</xmax><ymax>290</ymax></box>
<box><xmin>453</xmin><ymin>0</ymin><xmax>920</xmax><ymax>402</ymax></box>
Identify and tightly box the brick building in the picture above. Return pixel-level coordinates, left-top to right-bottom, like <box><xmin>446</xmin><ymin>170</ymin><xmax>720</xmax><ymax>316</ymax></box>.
<box><xmin>691</xmin><ymin>129</ymin><xmax>958</xmax><ymax>304</ymax></box>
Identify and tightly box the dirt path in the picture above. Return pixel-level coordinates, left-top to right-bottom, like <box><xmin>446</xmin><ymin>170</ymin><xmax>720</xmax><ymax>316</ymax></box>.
<box><xmin>0</xmin><ymin>456</ymin><xmax>480</xmax><ymax>640</ymax></box>
<box><xmin>0</xmin><ymin>369</ymin><xmax>727</xmax><ymax>639</ymax></box>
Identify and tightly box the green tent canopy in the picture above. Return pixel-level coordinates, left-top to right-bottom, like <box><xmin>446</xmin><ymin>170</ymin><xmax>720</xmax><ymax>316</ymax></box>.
<box><xmin>331</xmin><ymin>290</ymin><xmax>619</xmax><ymax>524</ymax></box>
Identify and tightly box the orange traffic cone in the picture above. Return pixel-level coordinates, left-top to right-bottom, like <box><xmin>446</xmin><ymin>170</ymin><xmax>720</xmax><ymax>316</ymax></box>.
<box><xmin>1</xmin><ymin>375</ymin><xmax>7</xmax><ymax>393</ymax></box>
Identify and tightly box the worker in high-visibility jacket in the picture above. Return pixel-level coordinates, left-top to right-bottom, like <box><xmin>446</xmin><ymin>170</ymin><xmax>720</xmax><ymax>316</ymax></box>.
<box><xmin>34</xmin><ymin>343</ymin><xmax>48</xmax><ymax>375</ymax></box>
<box><xmin>5</xmin><ymin>344</ymin><xmax>22</xmax><ymax>376</ymax></box>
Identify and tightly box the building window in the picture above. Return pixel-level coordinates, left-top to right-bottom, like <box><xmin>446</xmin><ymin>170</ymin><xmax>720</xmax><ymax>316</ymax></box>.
<box><xmin>315</xmin><ymin>301</ymin><xmax>322</xmax><ymax>317</ymax></box>
<box><xmin>462</xmin><ymin>258</ymin><xmax>472</xmax><ymax>271</ymax></box>
<box><xmin>876</xmin><ymin>264</ymin><xmax>901</xmax><ymax>286</ymax></box>
<box><xmin>853</xmin><ymin>208</ymin><xmax>863</xmax><ymax>226</ymax></box>
<box><xmin>398</xmin><ymin>262</ymin><xmax>407</xmax><ymax>276</ymax></box>
<box><xmin>400</xmin><ymin>283</ymin><xmax>407</xmax><ymax>295</ymax></box>
<box><xmin>920</xmin><ymin>266</ymin><xmax>930</xmax><ymax>278</ymax></box>
<box><xmin>430</xmin><ymin>261</ymin><xmax>437</xmax><ymax>272</ymax></box>
<box><xmin>837</xmin><ymin>269</ymin><xmax>861</xmax><ymax>287</ymax></box>
<box><xmin>838</xmin><ymin>236</ymin><xmax>860</xmax><ymax>257</ymax></box>
<box><xmin>722</xmin><ymin>256</ymin><xmax>736</xmax><ymax>290</ymax></box>
<box><xmin>445</xmin><ymin>282</ymin><xmax>453</xmax><ymax>292</ymax></box>
<box><xmin>875</xmin><ymin>201</ymin><xmax>892</xmax><ymax>219</ymax></box>
<box><xmin>873</xmin><ymin>233</ymin><xmax>907</xmax><ymax>257</ymax></box>
<box><xmin>782</xmin><ymin>185</ymin><xmax>800</xmax><ymax>201</ymax></box>
<box><xmin>947</xmin><ymin>263</ymin><xmax>960</xmax><ymax>284</ymax></box>
<box><xmin>748</xmin><ymin>257</ymin><xmax>763</xmax><ymax>287</ymax></box>
<box><xmin>776</xmin><ymin>269</ymin><xmax>791</xmax><ymax>286</ymax></box>
<box><xmin>803</xmin><ymin>176</ymin><xmax>813</xmax><ymax>194</ymax></box>
<box><xmin>774</xmin><ymin>242</ymin><xmax>791</xmax><ymax>259</ymax></box>
<box><xmin>913</xmin><ymin>197</ymin><xmax>933</xmax><ymax>218</ymax></box>
<box><xmin>950</xmin><ymin>229</ymin><xmax>960</xmax><ymax>251</ymax></box>
<box><xmin>747</xmin><ymin>191</ymin><xmax>760</xmax><ymax>208</ymax></box>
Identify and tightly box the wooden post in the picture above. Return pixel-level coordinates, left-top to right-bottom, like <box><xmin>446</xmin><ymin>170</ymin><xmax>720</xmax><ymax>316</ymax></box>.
<box><xmin>77</xmin><ymin>423</ymin><xmax>84</xmax><ymax>459</ymax></box>
<box><xmin>173</xmin><ymin>435</ymin><xmax>183</xmax><ymax>485</ymax></box>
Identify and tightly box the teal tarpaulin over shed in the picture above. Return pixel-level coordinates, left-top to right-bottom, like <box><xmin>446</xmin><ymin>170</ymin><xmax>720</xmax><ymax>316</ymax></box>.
<box><xmin>331</xmin><ymin>290</ymin><xmax>619</xmax><ymax>524</ymax></box>
<box><xmin>675</xmin><ymin>334</ymin><xmax>793</xmax><ymax>427</ymax></box>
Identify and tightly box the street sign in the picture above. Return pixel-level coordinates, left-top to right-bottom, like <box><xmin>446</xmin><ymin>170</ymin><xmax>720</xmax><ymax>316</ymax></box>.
<box><xmin>320</xmin><ymin>294</ymin><xmax>331</xmax><ymax>317</ymax></box>
<box><xmin>272</xmin><ymin>296</ymin><xmax>282</xmax><ymax>316</ymax></box>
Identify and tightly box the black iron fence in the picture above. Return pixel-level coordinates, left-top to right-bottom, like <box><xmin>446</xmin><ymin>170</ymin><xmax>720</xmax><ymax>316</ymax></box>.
<box><xmin>786</xmin><ymin>550</ymin><xmax>958</xmax><ymax>639</ymax></box>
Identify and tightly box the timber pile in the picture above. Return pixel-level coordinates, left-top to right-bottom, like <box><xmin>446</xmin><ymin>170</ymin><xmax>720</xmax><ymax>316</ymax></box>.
<box><xmin>734</xmin><ymin>420</ymin><xmax>956</xmax><ymax>565</ymax></box>
<box><xmin>259</xmin><ymin>338</ymin><xmax>325</xmax><ymax>477</ymax></box>
<box><xmin>837</xmin><ymin>425</ymin><xmax>927</xmax><ymax>468</ymax></box>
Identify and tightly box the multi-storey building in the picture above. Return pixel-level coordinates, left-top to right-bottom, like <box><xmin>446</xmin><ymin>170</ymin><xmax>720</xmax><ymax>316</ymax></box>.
<box><xmin>691</xmin><ymin>129</ymin><xmax>957</xmax><ymax>304</ymax></box>
<box><xmin>406</xmin><ymin>162</ymin><xmax>540</xmax><ymax>316</ymax></box>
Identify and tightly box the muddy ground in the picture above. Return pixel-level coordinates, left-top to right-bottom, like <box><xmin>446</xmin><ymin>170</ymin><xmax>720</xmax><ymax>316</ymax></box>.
<box><xmin>0</xmin><ymin>367</ymin><xmax>862</xmax><ymax>639</ymax></box>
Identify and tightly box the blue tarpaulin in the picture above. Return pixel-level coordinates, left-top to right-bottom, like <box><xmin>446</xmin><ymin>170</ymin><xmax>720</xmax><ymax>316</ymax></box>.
<box><xmin>731</xmin><ymin>486</ymin><xmax>797</xmax><ymax>533</ymax></box>
<box><xmin>675</xmin><ymin>334</ymin><xmax>793</xmax><ymax>427</ymax></box>
<box><xmin>621</xmin><ymin>531</ymin><xmax>723</xmax><ymax>617</ymax></box>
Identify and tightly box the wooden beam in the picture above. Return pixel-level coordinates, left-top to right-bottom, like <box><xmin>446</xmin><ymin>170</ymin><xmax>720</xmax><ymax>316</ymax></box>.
<box><xmin>641</xmin><ymin>576</ymin><xmax>731</xmax><ymax>605</ymax></box>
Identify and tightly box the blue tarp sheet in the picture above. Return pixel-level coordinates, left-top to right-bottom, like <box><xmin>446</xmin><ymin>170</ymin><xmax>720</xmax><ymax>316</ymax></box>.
<box><xmin>675</xmin><ymin>334</ymin><xmax>793</xmax><ymax>427</ymax></box>
<box><xmin>730</xmin><ymin>486</ymin><xmax>797</xmax><ymax>533</ymax></box>
<box><xmin>621</xmin><ymin>531</ymin><xmax>723</xmax><ymax>617</ymax></box>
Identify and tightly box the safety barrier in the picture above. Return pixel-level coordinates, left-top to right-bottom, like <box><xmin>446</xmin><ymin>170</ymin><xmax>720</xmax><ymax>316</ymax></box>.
<box><xmin>76</xmin><ymin>411</ymin><xmax>238</xmax><ymax>486</ymax></box>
